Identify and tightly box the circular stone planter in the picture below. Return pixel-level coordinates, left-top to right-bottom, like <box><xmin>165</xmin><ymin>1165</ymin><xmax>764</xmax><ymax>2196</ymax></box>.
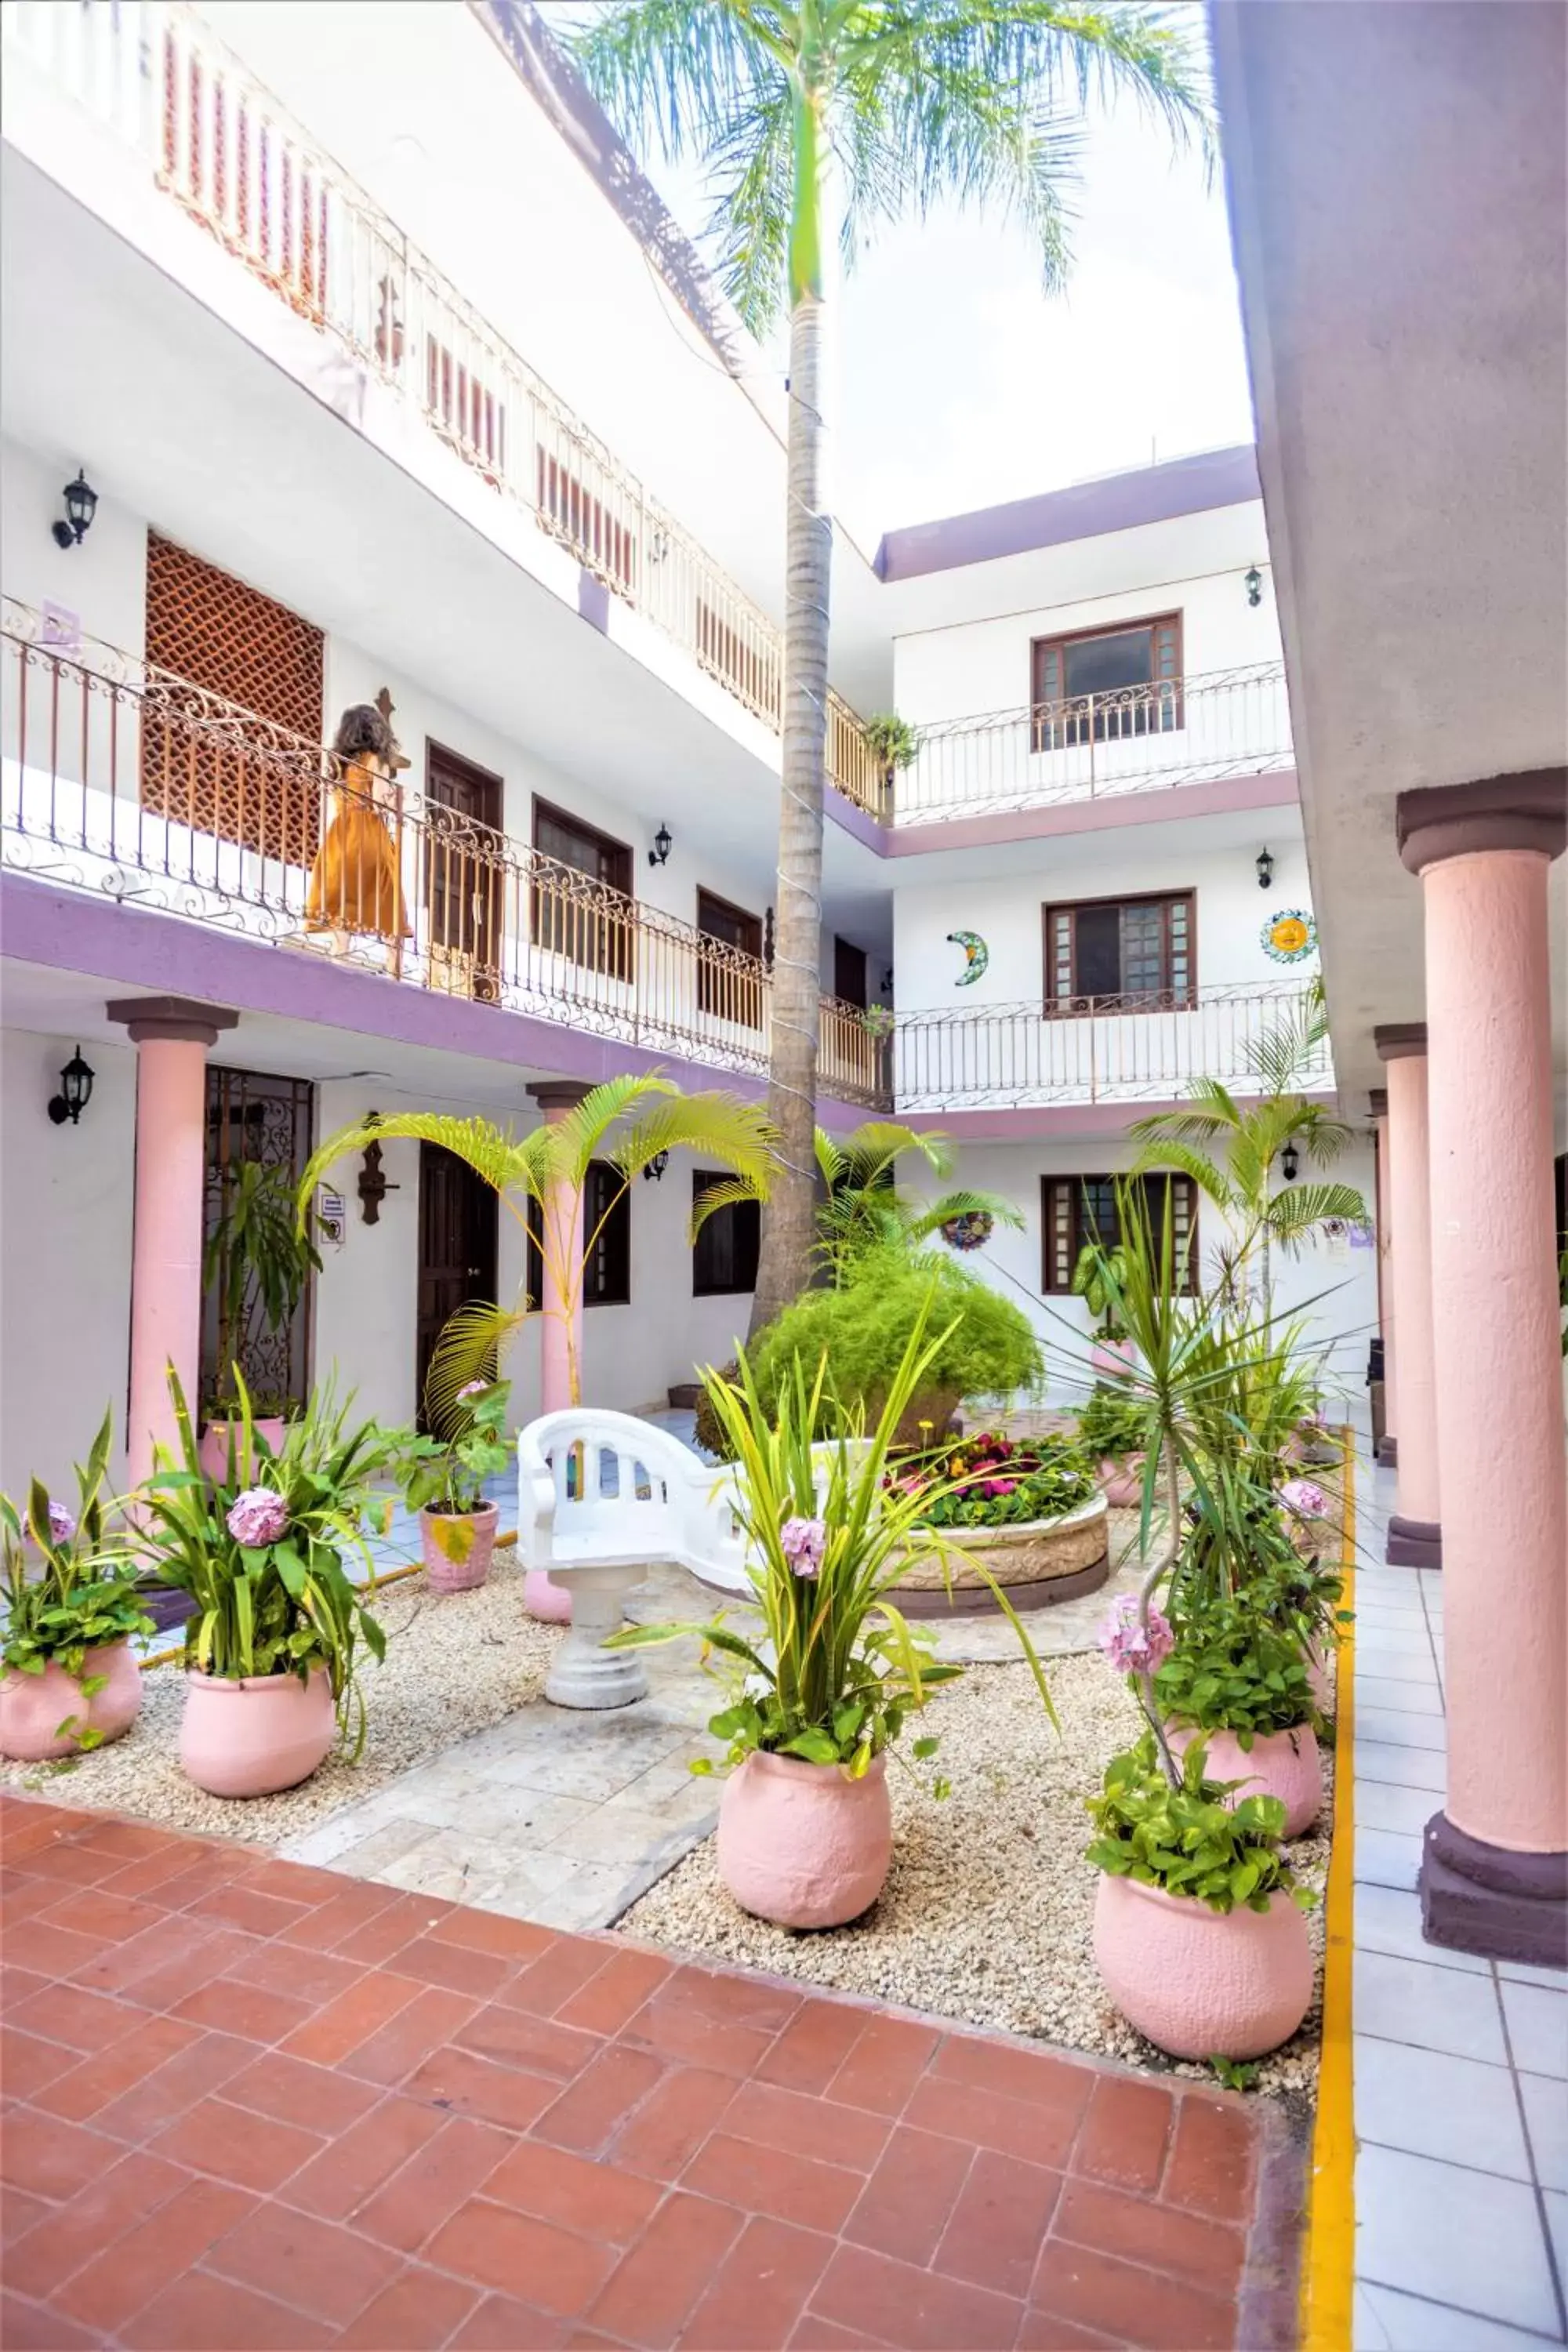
<box><xmin>1171</xmin><ymin>1722</ymin><xmax>1323</xmax><ymax>1839</ymax></box>
<box><xmin>180</xmin><ymin>1666</ymin><xmax>336</xmax><ymax>1798</ymax></box>
<box><xmin>886</xmin><ymin>1493</ymin><xmax>1109</xmax><ymax>1617</ymax></box>
<box><xmin>1094</xmin><ymin>1872</ymin><xmax>1313</xmax><ymax>2060</ymax></box>
<box><xmin>717</xmin><ymin>1751</ymin><xmax>891</xmax><ymax>1929</ymax></box>
<box><xmin>420</xmin><ymin>1501</ymin><xmax>499</xmax><ymax>1595</ymax></box>
<box><xmin>0</xmin><ymin>1642</ymin><xmax>143</xmax><ymax>1762</ymax></box>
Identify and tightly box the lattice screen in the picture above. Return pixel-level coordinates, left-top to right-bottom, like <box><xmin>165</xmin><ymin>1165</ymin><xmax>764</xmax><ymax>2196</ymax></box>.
<box><xmin>142</xmin><ymin>532</ymin><xmax>325</xmax><ymax>864</ymax></box>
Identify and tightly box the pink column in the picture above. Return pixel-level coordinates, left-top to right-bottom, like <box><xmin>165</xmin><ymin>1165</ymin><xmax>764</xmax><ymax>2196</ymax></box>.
<box><xmin>1375</xmin><ymin>1028</ymin><xmax>1439</xmax><ymax>1566</ymax></box>
<box><xmin>107</xmin><ymin>997</ymin><xmax>238</xmax><ymax>1485</ymax></box>
<box><xmin>524</xmin><ymin>1080</ymin><xmax>590</xmax><ymax>1624</ymax></box>
<box><xmin>1399</xmin><ymin>776</ymin><xmax>1566</xmax><ymax>1967</ymax></box>
<box><xmin>1370</xmin><ymin>1089</ymin><xmax>1398</xmax><ymax>1467</ymax></box>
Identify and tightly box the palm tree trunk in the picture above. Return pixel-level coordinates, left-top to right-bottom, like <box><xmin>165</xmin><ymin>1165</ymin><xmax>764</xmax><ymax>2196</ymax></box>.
<box><xmin>750</xmin><ymin>283</ymin><xmax>830</xmax><ymax>1332</ymax></box>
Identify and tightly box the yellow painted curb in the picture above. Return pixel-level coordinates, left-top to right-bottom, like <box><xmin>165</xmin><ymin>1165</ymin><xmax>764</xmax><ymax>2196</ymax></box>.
<box><xmin>1302</xmin><ymin>1432</ymin><xmax>1357</xmax><ymax>2351</ymax></box>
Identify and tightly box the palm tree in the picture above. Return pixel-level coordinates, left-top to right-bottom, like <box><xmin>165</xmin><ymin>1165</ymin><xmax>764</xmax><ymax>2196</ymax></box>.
<box><xmin>811</xmin><ymin>1119</ymin><xmax>1020</xmax><ymax>1280</ymax></box>
<box><xmin>297</xmin><ymin>1076</ymin><xmax>778</xmax><ymax>1414</ymax></box>
<box><xmin>1127</xmin><ymin>981</ymin><xmax>1367</xmax><ymax>1308</ymax></box>
<box><xmin>567</xmin><ymin>1</ymin><xmax>1210</xmax><ymax>1331</ymax></box>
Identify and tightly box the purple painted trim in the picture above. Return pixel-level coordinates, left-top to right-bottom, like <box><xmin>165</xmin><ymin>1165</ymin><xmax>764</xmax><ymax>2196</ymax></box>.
<box><xmin>0</xmin><ymin>876</ymin><xmax>870</xmax><ymax>1128</ymax></box>
<box><xmin>1386</xmin><ymin>1514</ymin><xmax>1442</xmax><ymax>1570</ymax></box>
<box><xmin>877</xmin><ymin>445</ymin><xmax>1261</xmax><ymax>582</ymax></box>
<box><xmin>577</xmin><ymin>570</ymin><xmax>610</xmax><ymax>634</ymax></box>
<box><xmin>1374</xmin><ymin>1023</ymin><xmax>1428</xmax><ymax>1061</ymax></box>
<box><xmin>1422</xmin><ymin>1813</ymin><xmax>1568</xmax><ymax>1969</ymax></box>
<box><xmin>825</xmin><ymin>784</ymin><xmax>889</xmax><ymax>854</ymax></box>
<box><xmin>884</xmin><ymin>768</ymin><xmax>1298</xmax><ymax>858</ymax></box>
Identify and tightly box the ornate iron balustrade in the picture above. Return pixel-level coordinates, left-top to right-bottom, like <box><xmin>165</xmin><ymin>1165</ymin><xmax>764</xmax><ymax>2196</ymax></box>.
<box><xmin>893</xmin><ymin>663</ymin><xmax>1294</xmax><ymax>824</ymax></box>
<box><xmin>0</xmin><ymin>609</ymin><xmax>891</xmax><ymax>1109</ymax></box>
<box><xmin>1</xmin><ymin>0</ymin><xmax>886</xmax><ymax>818</ymax></box>
<box><xmin>890</xmin><ymin>983</ymin><xmax>1330</xmax><ymax>1112</ymax></box>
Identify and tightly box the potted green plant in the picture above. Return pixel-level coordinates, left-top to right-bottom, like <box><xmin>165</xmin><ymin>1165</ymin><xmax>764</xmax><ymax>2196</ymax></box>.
<box><xmin>1087</xmin><ymin>1732</ymin><xmax>1315</xmax><ymax>2060</ymax></box>
<box><xmin>201</xmin><ymin>1160</ymin><xmax>324</xmax><ymax>1475</ymax></box>
<box><xmin>884</xmin><ymin>1429</ymin><xmax>1108</xmax><ymax>1608</ymax></box>
<box><xmin>1152</xmin><ymin>1587</ymin><xmax>1323</xmax><ymax>1837</ymax></box>
<box><xmin>0</xmin><ymin>1411</ymin><xmax>152</xmax><ymax>1762</ymax></box>
<box><xmin>1071</xmin><ymin>1239</ymin><xmax>1135</xmax><ymax>1379</ymax></box>
<box><xmin>1076</xmin><ymin>1382</ymin><xmax>1149</xmax><ymax>1508</ymax></box>
<box><xmin>136</xmin><ymin>1369</ymin><xmax>391</xmax><ymax>1797</ymax></box>
<box><xmin>608</xmin><ymin>1314</ymin><xmax>1053</xmax><ymax>1928</ymax></box>
<box><xmin>862</xmin><ymin>711</ymin><xmax>921</xmax><ymax>791</ymax></box>
<box><xmin>389</xmin><ymin>1377</ymin><xmax>513</xmax><ymax>1593</ymax></box>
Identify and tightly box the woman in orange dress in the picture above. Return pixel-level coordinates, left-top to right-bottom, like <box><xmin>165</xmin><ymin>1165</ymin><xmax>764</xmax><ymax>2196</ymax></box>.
<box><xmin>305</xmin><ymin>703</ymin><xmax>412</xmax><ymax>950</ymax></box>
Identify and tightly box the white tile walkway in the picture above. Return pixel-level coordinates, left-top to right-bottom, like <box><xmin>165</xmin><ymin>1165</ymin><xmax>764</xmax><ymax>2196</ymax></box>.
<box><xmin>1351</xmin><ymin>1446</ymin><xmax>1568</xmax><ymax>2350</ymax></box>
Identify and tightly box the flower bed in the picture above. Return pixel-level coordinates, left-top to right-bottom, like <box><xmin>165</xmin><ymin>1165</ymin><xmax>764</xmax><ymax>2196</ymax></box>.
<box><xmin>884</xmin><ymin>1431</ymin><xmax>1109</xmax><ymax>1611</ymax></box>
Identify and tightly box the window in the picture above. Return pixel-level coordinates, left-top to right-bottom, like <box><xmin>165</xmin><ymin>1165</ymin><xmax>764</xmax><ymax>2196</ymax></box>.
<box><xmin>692</xmin><ymin>1169</ymin><xmax>760</xmax><ymax>1298</ymax></box>
<box><xmin>532</xmin><ymin>799</ymin><xmax>633</xmax><ymax>979</ymax></box>
<box><xmin>1041</xmin><ymin>1173</ymin><xmax>1199</xmax><ymax>1295</ymax></box>
<box><xmin>536</xmin><ymin>451</ymin><xmax>636</xmax><ymax>593</ymax></box>
<box><xmin>1044</xmin><ymin>892</ymin><xmax>1195</xmax><ymax>1011</ymax></box>
<box><xmin>583</xmin><ymin>1159</ymin><xmax>631</xmax><ymax>1306</ymax></box>
<box><xmin>696</xmin><ymin>889</ymin><xmax>764</xmax><ymax>1026</ymax></box>
<box><xmin>1031</xmin><ymin>613</ymin><xmax>1182</xmax><ymax>750</ymax></box>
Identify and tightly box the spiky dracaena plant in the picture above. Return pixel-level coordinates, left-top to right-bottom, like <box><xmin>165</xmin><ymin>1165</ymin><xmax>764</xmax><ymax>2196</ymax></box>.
<box><xmin>297</xmin><ymin>1077</ymin><xmax>779</xmax><ymax>1417</ymax></box>
<box><xmin>568</xmin><ymin>0</ymin><xmax>1210</xmax><ymax>1330</ymax></box>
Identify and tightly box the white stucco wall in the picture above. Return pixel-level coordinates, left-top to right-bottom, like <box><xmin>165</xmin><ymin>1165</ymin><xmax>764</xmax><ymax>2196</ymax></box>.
<box><xmin>0</xmin><ymin>437</ymin><xmax>148</xmax><ymax>659</ymax></box>
<box><xmin>0</xmin><ymin>1027</ymin><xmax>138</xmax><ymax>1501</ymax></box>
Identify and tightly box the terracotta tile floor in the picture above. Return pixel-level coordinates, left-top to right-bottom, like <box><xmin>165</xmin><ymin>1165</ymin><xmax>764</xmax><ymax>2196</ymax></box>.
<box><xmin>0</xmin><ymin>1795</ymin><xmax>1304</xmax><ymax>2350</ymax></box>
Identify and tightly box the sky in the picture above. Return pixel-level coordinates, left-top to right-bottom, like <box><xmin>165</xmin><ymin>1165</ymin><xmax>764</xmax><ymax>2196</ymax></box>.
<box><xmin>550</xmin><ymin>4</ymin><xmax>1256</xmax><ymax>543</ymax></box>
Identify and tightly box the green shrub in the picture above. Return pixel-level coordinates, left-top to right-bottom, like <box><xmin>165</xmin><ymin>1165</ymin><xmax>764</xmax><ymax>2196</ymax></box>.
<box><xmin>1153</xmin><ymin>1586</ymin><xmax>1318</xmax><ymax>1744</ymax></box>
<box><xmin>745</xmin><ymin>1251</ymin><xmax>1043</xmax><ymax>1433</ymax></box>
<box><xmin>1076</xmin><ymin>1384</ymin><xmax>1148</xmax><ymax>1462</ymax></box>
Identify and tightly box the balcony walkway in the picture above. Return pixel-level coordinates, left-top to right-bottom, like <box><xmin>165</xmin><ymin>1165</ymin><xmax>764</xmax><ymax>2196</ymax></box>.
<box><xmin>0</xmin><ymin>1793</ymin><xmax>1302</xmax><ymax>2350</ymax></box>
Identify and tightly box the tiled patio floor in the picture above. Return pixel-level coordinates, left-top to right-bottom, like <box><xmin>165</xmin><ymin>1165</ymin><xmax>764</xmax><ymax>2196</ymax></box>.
<box><xmin>0</xmin><ymin>1795</ymin><xmax>1302</xmax><ymax>2351</ymax></box>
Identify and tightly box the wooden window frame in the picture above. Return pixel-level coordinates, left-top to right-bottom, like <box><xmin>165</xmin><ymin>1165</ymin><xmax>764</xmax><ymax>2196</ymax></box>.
<box><xmin>1030</xmin><ymin>611</ymin><xmax>1184</xmax><ymax>751</ymax></box>
<box><xmin>1042</xmin><ymin>889</ymin><xmax>1197</xmax><ymax>1014</ymax></box>
<box><xmin>691</xmin><ymin>1167</ymin><xmax>760</xmax><ymax>1298</ymax></box>
<box><xmin>425</xmin><ymin>740</ymin><xmax>505</xmax><ymax>1004</ymax></box>
<box><xmin>530</xmin><ymin>795</ymin><xmax>633</xmax><ymax>980</ymax></box>
<box><xmin>583</xmin><ymin>1159</ymin><xmax>632</xmax><ymax>1308</ymax></box>
<box><xmin>695</xmin><ymin>888</ymin><xmax>764</xmax><ymax>1025</ymax></box>
<box><xmin>1040</xmin><ymin>1172</ymin><xmax>1200</xmax><ymax>1298</ymax></box>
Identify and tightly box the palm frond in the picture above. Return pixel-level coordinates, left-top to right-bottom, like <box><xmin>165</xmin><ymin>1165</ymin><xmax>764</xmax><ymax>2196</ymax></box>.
<box><xmin>603</xmin><ymin>1090</ymin><xmax>779</xmax><ymax>1190</ymax></box>
<box><xmin>298</xmin><ymin>1114</ymin><xmax>538</xmax><ymax>1220</ymax></box>
<box><xmin>424</xmin><ymin>1301</ymin><xmax>528</xmax><ymax>1436</ymax></box>
<box><xmin>1265</xmin><ymin>1184</ymin><xmax>1370</xmax><ymax>1248</ymax></box>
<box><xmin>903</xmin><ymin>1187</ymin><xmax>1024</xmax><ymax>1243</ymax></box>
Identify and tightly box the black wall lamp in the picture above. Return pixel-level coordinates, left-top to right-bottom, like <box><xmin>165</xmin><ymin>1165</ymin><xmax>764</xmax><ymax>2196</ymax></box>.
<box><xmin>1279</xmin><ymin>1138</ymin><xmax>1301</xmax><ymax>1183</ymax></box>
<box><xmin>642</xmin><ymin>1150</ymin><xmax>670</xmax><ymax>1182</ymax></box>
<box><xmin>48</xmin><ymin>1047</ymin><xmax>96</xmax><ymax>1126</ymax></box>
<box><xmin>1244</xmin><ymin>564</ymin><xmax>1264</xmax><ymax>608</ymax></box>
<box><xmin>648</xmin><ymin>822</ymin><xmax>672</xmax><ymax>869</ymax></box>
<box><xmin>51</xmin><ymin>470</ymin><xmax>99</xmax><ymax>551</ymax></box>
<box><xmin>1256</xmin><ymin>846</ymin><xmax>1276</xmax><ymax>892</ymax></box>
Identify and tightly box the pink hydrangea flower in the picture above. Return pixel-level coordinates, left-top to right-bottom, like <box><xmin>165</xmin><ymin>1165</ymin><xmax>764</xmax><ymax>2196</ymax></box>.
<box><xmin>458</xmin><ymin>1380</ymin><xmax>486</xmax><ymax>1399</ymax></box>
<box><xmin>45</xmin><ymin>1500</ymin><xmax>77</xmax><ymax>1544</ymax></box>
<box><xmin>227</xmin><ymin>1487</ymin><xmax>289</xmax><ymax>1549</ymax></box>
<box><xmin>1279</xmin><ymin>1478</ymin><xmax>1329</xmax><ymax>1519</ymax></box>
<box><xmin>779</xmin><ymin>1516</ymin><xmax>826</xmax><ymax>1579</ymax></box>
<box><xmin>1098</xmin><ymin>1593</ymin><xmax>1175</xmax><ymax>1676</ymax></box>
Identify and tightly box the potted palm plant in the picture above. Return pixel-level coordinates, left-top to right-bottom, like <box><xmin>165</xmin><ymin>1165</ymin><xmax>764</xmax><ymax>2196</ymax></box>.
<box><xmin>136</xmin><ymin>1370</ymin><xmax>392</xmax><ymax>1796</ymax></box>
<box><xmin>0</xmin><ymin>1411</ymin><xmax>152</xmax><ymax>1762</ymax></box>
<box><xmin>389</xmin><ymin>1377</ymin><xmax>513</xmax><ymax>1593</ymax></box>
<box><xmin>609</xmin><ymin>1312</ymin><xmax>1053</xmax><ymax>1928</ymax></box>
<box><xmin>201</xmin><ymin>1160</ymin><xmax>323</xmax><ymax>1476</ymax></box>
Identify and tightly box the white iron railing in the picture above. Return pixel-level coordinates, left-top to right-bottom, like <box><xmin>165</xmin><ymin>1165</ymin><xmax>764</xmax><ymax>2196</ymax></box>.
<box><xmin>893</xmin><ymin>663</ymin><xmax>1294</xmax><ymax>825</ymax></box>
<box><xmin>0</xmin><ymin>0</ymin><xmax>887</xmax><ymax>818</ymax></box>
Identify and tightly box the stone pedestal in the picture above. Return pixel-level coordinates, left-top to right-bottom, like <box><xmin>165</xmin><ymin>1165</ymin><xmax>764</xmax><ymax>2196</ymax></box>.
<box><xmin>543</xmin><ymin>1566</ymin><xmax>650</xmax><ymax>1710</ymax></box>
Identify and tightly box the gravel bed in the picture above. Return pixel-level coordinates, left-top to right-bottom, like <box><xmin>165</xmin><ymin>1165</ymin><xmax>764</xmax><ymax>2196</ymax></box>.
<box><xmin>621</xmin><ymin>1645</ymin><xmax>1334</xmax><ymax>2100</ymax></box>
<box><xmin>0</xmin><ymin>1551</ymin><xmax>561</xmax><ymax>1848</ymax></box>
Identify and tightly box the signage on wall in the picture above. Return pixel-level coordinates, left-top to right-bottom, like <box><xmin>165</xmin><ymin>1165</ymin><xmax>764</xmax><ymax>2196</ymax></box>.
<box><xmin>41</xmin><ymin>602</ymin><xmax>82</xmax><ymax>653</ymax></box>
<box><xmin>316</xmin><ymin>1190</ymin><xmax>347</xmax><ymax>1248</ymax></box>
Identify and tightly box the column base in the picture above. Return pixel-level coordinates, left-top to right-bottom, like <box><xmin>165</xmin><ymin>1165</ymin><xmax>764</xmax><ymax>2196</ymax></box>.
<box><xmin>1421</xmin><ymin>1812</ymin><xmax>1568</xmax><ymax>1969</ymax></box>
<box><xmin>1386</xmin><ymin>1513</ymin><xmax>1441</xmax><ymax>1569</ymax></box>
<box><xmin>1375</xmin><ymin>1436</ymin><xmax>1399</xmax><ymax>1469</ymax></box>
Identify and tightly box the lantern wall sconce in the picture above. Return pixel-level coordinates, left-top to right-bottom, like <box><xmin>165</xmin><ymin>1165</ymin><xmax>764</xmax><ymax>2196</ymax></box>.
<box><xmin>1279</xmin><ymin>1138</ymin><xmax>1301</xmax><ymax>1183</ymax></box>
<box><xmin>648</xmin><ymin>822</ymin><xmax>672</xmax><ymax>869</ymax></box>
<box><xmin>642</xmin><ymin>1150</ymin><xmax>670</xmax><ymax>1183</ymax></box>
<box><xmin>51</xmin><ymin>470</ymin><xmax>99</xmax><ymax>551</ymax></box>
<box><xmin>1244</xmin><ymin>564</ymin><xmax>1264</xmax><ymax>608</ymax></box>
<box><xmin>47</xmin><ymin>1046</ymin><xmax>96</xmax><ymax>1126</ymax></box>
<box><xmin>356</xmin><ymin>1113</ymin><xmax>399</xmax><ymax>1225</ymax></box>
<box><xmin>1256</xmin><ymin>846</ymin><xmax>1276</xmax><ymax>891</ymax></box>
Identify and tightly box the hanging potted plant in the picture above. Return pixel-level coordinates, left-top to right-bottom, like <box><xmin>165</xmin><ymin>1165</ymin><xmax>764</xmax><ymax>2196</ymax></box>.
<box><xmin>0</xmin><ymin>1411</ymin><xmax>152</xmax><ymax>1762</ymax></box>
<box><xmin>389</xmin><ymin>1378</ymin><xmax>513</xmax><ymax>1593</ymax></box>
<box><xmin>1071</xmin><ymin>1240</ymin><xmax>1136</xmax><ymax>1381</ymax></box>
<box><xmin>136</xmin><ymin>1370</ymin><xmax>392</xmax><ymax>1797</ymax></box>
<box><xmin>201</xmin><ymin>1160</ymin><xmax>324</xmax><ymax>1477</ymax></box>
<box><xmin>1076</xmin><ymin>1383</ymin><xmax>1149</xmax><ymax>1508</ymax></box>
<box><xmin>862</xmin><ymin>712</ymin><xmax>921</xmax><ymax>796</ymax></box>
<box><xmin>608</xmin><ymin>1310</ymin><xmax>1053</xmax><ymax>1928</ymax></box>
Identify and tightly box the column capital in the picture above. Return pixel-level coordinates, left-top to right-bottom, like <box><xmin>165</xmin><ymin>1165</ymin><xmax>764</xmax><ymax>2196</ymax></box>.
<box><xmin>1368</xmin><ymin>1087</ymin><xmax>1388</xmax><ymax>1117</ymax></box>
<box><xmin>1398</xmin><ymin>771</ymin><xmax>1566</xmax><ymax>875</ymax></box>
<box><xmin>1374</xmin><ymin>1023</ymin><xmax>1428</xmax><ymax>1062</ymax></box>
<box><xmin>106</xmin><ymin>996</ymin><xmax>238</xmax><ymax>1047</ymax></box>
<box><xmin>526</xmin><ymin>1080</ymin><xmax>593</xmax><ymax>1115</ymax></box>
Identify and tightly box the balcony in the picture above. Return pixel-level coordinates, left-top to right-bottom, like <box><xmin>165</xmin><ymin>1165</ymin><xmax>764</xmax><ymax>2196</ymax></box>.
<box><xmin>0</xmin><ymin>606</ymin><xmax>887</xmax><ymax>1108</ymax></box>
<box><xmin>0</xmin><ymin>0</ymin><xmax>884</xmax><ymax>819</ymax></box>
<box><xmin>892</xmin><ymin>664</ymin><xmax>1294</xmax><ymax>826</ymax></box>
<box><xmin>890</xmin><ymin>982</ymin><xmax>1329</xmax><ymax>1112</ymax></box>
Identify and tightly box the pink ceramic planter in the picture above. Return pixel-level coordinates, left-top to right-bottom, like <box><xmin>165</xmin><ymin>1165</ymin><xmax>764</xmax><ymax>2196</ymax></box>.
<box><xmin>420</xmin><ymin>1502</ymin><xmax>499</xmax><ymax>1594</ymax></box>
<box><xmin>1094</xmin><ymin>1873</ymin><xmax>1314</xmax><ymax>2060</ymax></box>
<box><xmin>198</xmin><ymin>1417</ymin><xmax>287</xmax><ymax>1482</ymax></box>
<box><xmin>1098</xmin><ymin>1455</ymin><xmax>1145</xmax><ymax>1509</ymax></box>
<box><xmin>524</xmin><ymin>1568</ymin><xmax>572</xmax><ymax>1624</ymax></box>
<box><xmin>717</xmin><ymin>1751</ymin><xmax>892</xmax><ymax>1928</ymax></box>
<box><xmin>1306</xmin><ymin>1642</ymin><xmax>1337</xmax><ymax>1717</ymax></box>
<box><xmin>1171</xmin><ymin>1722</ymin><xmax>1323</xmax><ymax>1839</ymax></box>
<box><xmin>1090</xmin><ymin>1341</ymin><xmax>1137</xmax><ymax>1382</ymax></box>
<box><xmin>180</xmin><ymin>1666</ymin><xmax>335</xmax><ymax>1797</ymax></box>
<box><xmin>0</xmin><ymin>1643</ymin><xmax>143</xmax><ymax>1762</ymax></box>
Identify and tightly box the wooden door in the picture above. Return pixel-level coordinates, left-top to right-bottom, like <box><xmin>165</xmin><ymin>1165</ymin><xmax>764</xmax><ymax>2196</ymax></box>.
<box><xmin>426</xmin><ymin>742</ymin><xmax>505</xmax><ymax>1001</ymax></box>
<box><xmin>833</xmin><ymin>936</ymin><xmax>869</xmax><ymax>1010</ymax></box>
<box><xmin>416</xmin><ymin>1145</ymin><xmax>499</xmax><ymax>1430</ymax></box>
